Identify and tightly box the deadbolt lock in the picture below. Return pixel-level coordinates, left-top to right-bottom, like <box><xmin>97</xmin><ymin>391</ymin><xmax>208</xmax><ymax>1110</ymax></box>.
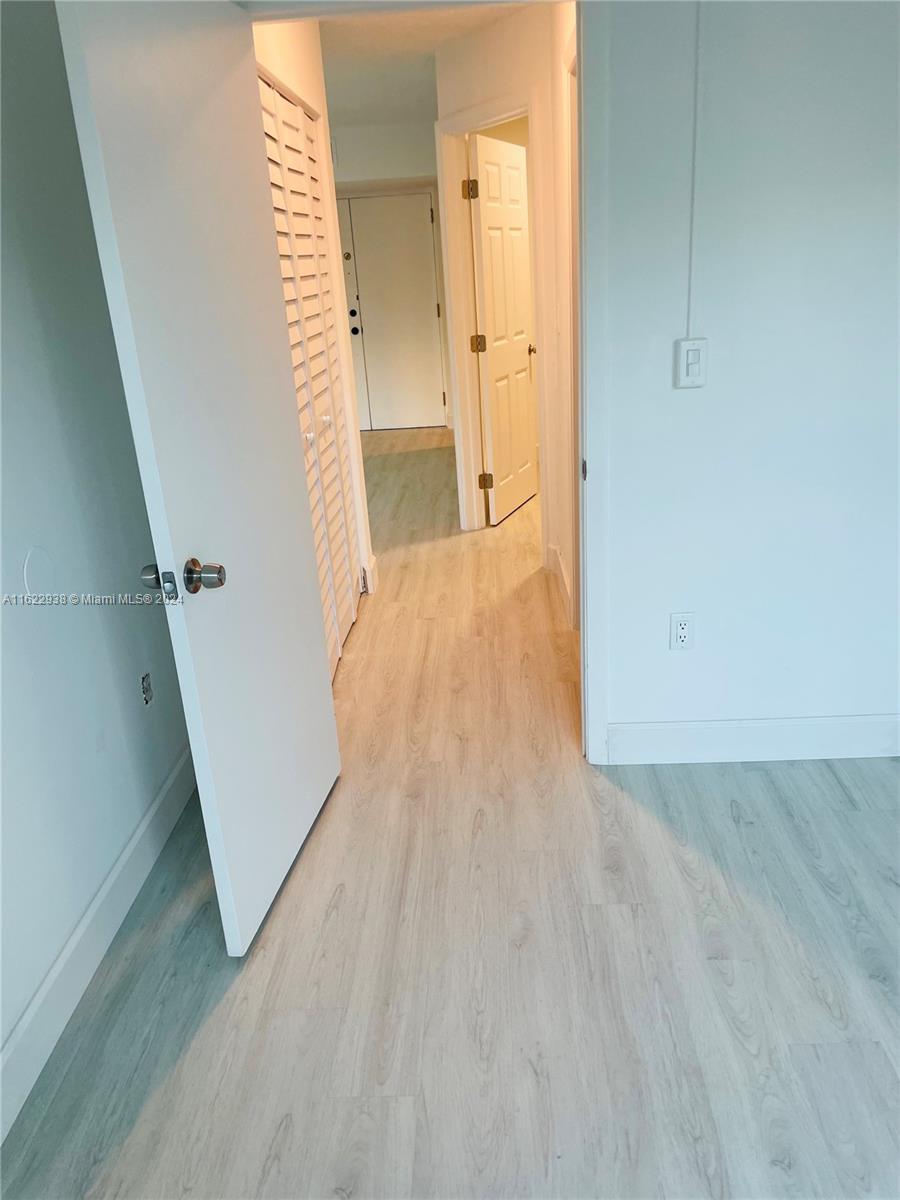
<box><xmin>141</xmin><ymin>562</ymin><xmax>178</xmax><ymax>598</ymax></box>
<box><xmin>183</xmin><ymin>558</ymin><xmax>226</xmax><ymax>594</ymax></box>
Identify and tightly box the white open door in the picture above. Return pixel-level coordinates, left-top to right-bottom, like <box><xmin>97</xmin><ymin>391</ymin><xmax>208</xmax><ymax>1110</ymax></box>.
<box><xmin>58</xmin><ymin>1</ymin><xmax>341</xmax><ymax>956</ymax></box>
<box><xmin>470</xmin><ymin>134</ymin><xmax>538</xmax><ymax>524</ymax></box>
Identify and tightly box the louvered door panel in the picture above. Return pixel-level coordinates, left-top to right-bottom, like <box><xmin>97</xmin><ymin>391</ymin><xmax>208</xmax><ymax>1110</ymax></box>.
<box><xmin>259</xmin><ymin>74</ymin><xmax>361</xmax><ymax>674</ymax></box>
<box><xmin>276</xmin><ymin>87</ymin><xmax>359</xmax><ymax>644</ymax></box>
<box><xmin>305</xmin><ymin>112</ymin><xmax>361</xmax><ymax>600</ymax></box>
<box><xmin>259</xmin><ymin>77</ymin><xmax>341</xmax><ymax>676</ymax></box>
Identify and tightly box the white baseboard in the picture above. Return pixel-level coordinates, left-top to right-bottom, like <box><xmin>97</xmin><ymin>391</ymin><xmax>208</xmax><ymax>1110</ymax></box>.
<box><xmin>1</xmin><ymin>746</ymin><xmax>195</xmax><ymax>1142</ymax></box>
<box><xmin>606</xmin><ymin>714</ymin><xmax>900</xmax><ymax>766</ymax></box>
<box><xmin>546</xmin><ymin>542</ymin><xmax>574</xmax><ymax>626</ymax></box>
<box><xmin>362</xmin><ymin>553</ymin><xmax>379</xmax><ymax>596</ymax></box>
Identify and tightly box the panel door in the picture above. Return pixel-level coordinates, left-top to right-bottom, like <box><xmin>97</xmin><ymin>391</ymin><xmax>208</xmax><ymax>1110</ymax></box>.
<box><xmin>471</xmin><ymin>134</ymin><xmax>538</xmax><ymax>524</ymax></box>
<box><xmin>350</xmin><ymin>193</ymin><xmax>445</xmax><ymax>430</ymax></box>
<box><xmin>58</xmin><ymin>1</ymin><xmax>341</xmax><ymax>955</ymax></box>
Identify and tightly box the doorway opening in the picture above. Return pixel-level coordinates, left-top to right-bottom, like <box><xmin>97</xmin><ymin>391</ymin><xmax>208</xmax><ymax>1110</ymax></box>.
<box><xmin>308</xmin><ymin>0</ymin><xmax>582</xmax><ymax>759</ymax></box>
<box><xmin>307</xmin><ymin>0</ymin><xmax>579</xmax><ymax>720</ymax></box>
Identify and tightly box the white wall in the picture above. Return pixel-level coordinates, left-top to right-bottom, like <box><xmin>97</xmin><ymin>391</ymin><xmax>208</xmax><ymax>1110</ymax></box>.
<box><xmin>482</xmin><ymin>116</ymin><xmax>529</xmax><ymax>148</ymax></box>
<box><xmin>321</xmin><ymin>47</ymin><xmax>438</xmax><ymax>185</ymax></box>
<box><xmin>1</xmin><ymin>1</ymin><xmax>193</xmax><ymax>1139</ymax></box>
<box><xmin>331</xmin><ymin>120</ymin><xmax>436</xmax><ymax>185</ymax></box>
<box><xmin>581</xmin><ymin>1</ymin><xmax>900</xmax><ymax>764</ymax></box>
<box><xmin>436</xmin><ymin>2</ymin><xmax>578</xmax><ymax>615</ymax></box>
<box><xmin>252</xmin><ymin>15</ymin><xmax>327</xmax><ymax>102</ymax></box>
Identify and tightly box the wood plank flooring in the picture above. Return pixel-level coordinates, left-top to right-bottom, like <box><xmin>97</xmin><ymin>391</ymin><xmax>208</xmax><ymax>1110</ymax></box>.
<box><xmin>4</xmin><ymin>428</ymin><xmax>899</xmax><ymax>1199</ymax></box>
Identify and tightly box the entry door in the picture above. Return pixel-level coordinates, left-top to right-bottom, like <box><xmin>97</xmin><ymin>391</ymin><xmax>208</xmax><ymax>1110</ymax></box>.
<box><xmin>470</xmin><ymin>134</ymin><xmax>538</xmax><ymax>524</ymax></box>
<box><xmin>349</xmin><ymin>193</ymin><xmax>445</xmax><ymax>429</ymax></box>
<box><xmin>58</xmin><ymin>1</ymin><xmax>341</xmax><ymax>956</ymax></box>
<box><xmin>336</xmin><ymin>198</ymin><xmax>372</xmax><ymax>432</ymax></box>
<box><xmin>259</xmin><ymin>77</ymin><xmax>360</xmax><ymax>677</ymax></box>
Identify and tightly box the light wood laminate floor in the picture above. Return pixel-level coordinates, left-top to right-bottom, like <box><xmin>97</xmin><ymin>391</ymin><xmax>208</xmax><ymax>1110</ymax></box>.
<box><xmin>4</xmin><ymin>429</ymin><xmax>899</xmax><ymax>1199</ymax></box>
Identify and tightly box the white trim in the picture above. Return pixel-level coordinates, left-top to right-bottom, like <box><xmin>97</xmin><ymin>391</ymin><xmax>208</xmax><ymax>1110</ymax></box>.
<box><xmin>0</xmin><ymin>747</ymin><xmax>195</xmax><ymax>1141</ymax></box>
<box><xmin>336</xmin><ymin>176</ymin><xmax>436</xmax><ymax>199</ymax></box>
<box><xmin>579</xmin><ymin>2</ymin><xmax>611</xmax><ymax>765</ymax></box>
<box><xmin>607</xmin><ymin>715</ymin><xmax>900</xmax><ymax>766</ymax></box>
<box><xmin>548</xmin><ymin>542</ymin><xmax>573</xmax><ymax>623</ymax></box>
<box><xmin>363</xmin><ymin>554</ymin><xmax>379</xmax><ymax>595</ymax></box>
<box><xmin>435</xmin><ymin>126</ymin><xmax>482</xmax><ymax>530</ymax></box>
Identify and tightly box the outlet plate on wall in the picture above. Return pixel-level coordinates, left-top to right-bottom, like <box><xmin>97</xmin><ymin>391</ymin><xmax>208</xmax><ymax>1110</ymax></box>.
<box><xmin>669</xmin><ymin>612</ymin><xmax>694</xmax><ymax>650</ymax></box>
<box><xmin>673</xmin><ymin>338</ymin><xmax>707</xmax><ymax>388</ymax></box>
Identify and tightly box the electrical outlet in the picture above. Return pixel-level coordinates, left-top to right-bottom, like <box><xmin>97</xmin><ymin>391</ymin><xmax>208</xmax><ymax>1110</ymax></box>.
<box><xmin>669</xmin><ymin>613</ymin><xmax>694</xmax><ymax>650</ymax></box>
<box><xmin>141</xmin><ymin>672</ymin><xmax>154</xmax><ymax>705</ymax></box>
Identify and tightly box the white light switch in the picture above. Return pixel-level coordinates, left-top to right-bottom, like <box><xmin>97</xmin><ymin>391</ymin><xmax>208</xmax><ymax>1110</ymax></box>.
<box><xmin>674</xmin><ymin>337</ymin><xmax>708</xmax><ymax>388</ymax></box>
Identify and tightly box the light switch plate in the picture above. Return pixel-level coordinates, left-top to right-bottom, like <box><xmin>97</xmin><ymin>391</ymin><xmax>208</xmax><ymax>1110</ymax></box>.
<box><xmin>674</xmin><ymin>337</ymin><xmax>708</xmax><ymax>388</ymax></box>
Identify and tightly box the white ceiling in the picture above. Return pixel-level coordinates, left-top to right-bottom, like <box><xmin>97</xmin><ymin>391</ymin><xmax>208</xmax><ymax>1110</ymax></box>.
<box><xmin>323</xmin><ymin>53</ymin><xmax>438</xmax><ymax>125</ymax></box>
<box><xmin>318</xmin><ymin>3</ymin><xmax>523</xmax><ymax>127</ymax></box>
<box><xmin>320</xmin><ymin>3</ymin><xmax>524</xmax><ymax>60</ymax></box>
<box><xmin>241</xmin><ymin>1</ymin><xmax>525</xmax><ymax>36</ymax></box>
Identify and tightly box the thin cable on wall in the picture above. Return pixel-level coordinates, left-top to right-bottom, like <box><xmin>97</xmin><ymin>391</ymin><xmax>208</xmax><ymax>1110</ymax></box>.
<box><xmin>685</xmin><ymin>0</ymin><xmax>703</xmax><ymax>339</ymax></box>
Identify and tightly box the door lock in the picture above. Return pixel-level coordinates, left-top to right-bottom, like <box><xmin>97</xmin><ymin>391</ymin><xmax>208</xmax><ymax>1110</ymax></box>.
<box><xmin>183</xmin><ymin>558</ymin><xmax>226</xmax><ymax>594</ymax></box>
<box><xmin>140</xmin><ymin>563</ymin><xmax>179</xmax><ymax>598</ymax></box>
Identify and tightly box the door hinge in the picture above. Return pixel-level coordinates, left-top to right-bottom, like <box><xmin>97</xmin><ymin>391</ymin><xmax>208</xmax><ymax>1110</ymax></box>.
<box><xmin>361</xmin><ymin>566</ymin><xmax>369</xmax><ymax>593</ymax></box>
<box><xmin>461</xmin><ymin>178</ymin><xmax>479</xmax><ymax>200</ymax></box>
<box><xmin>478</xmin><ymin>472</ymin><xmax>494</xmax><ymax>490</ymax></box>
<box><xmin>436</xmin><ymin>302</ymin><xmax>441</xmax><ymax>318</ymax></box>
<box><xmin>581</xmin><ymin>459</ymin><xmax>588</xmax><ymax>481</ymax></box>
<box><xmin>442</xmin><ymin>391</ymin><xmax>447</xmax><ymax>408</ymax></box>
<box><xmin>430</xmin><ymin>206</ymin><xmax>434</xmax><ymax>224</ymax></box>
<box><xmin>470</xmin><ymin>333</ymin><xmax>487</xmax><ymax>353</ymax></box>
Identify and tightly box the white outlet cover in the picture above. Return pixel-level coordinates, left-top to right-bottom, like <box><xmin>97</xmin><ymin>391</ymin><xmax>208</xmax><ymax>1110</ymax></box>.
<box><xmin>669</xmin><ymin>612</ymin><xmax>695</xmax><ymax>650</ymax></box>
<box><xmin>674</xmin><ymin>338</ymin><xmax>707</xmax><ymax>388</ymax></box>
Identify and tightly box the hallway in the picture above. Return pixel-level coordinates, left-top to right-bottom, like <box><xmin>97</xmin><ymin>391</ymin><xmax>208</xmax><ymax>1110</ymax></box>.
<box><xmin>4</xmin><ymin>432</ymin><xmax>898</xmax><ymax>1199</ymax></box>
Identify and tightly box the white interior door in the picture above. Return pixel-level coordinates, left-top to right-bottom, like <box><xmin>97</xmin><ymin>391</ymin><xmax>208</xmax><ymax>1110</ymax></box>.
<box><xmin>336</xmin><ymin>198</ymin><xmax>372</xmax><ymax>432</ymax></box>
<box><xmin>470</xmin><ymin>134</ymin><xmax>538</xmax><ymax>524</ymax></box>
<box><xmin>350</xmin><ymin>193</ymin><xmax>445</xmax><ymax>429</ymax></box>
<box><xmin>58</xmin><ymin>1</ymin><xmax>341</xmax><ymax>956</ymax></box>
<box><xmin>259</xmin><ymin>77</ymin><xmax>360</xmax><ymax>675</ymax></box>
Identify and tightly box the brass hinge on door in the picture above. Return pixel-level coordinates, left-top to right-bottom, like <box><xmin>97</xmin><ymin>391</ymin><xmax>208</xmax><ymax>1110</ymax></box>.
<box><xmin>470</xmin><ymin>333</ymin><xmax>487</xmax><ymax>353</ymax></box>
<box><xmin>478</xmin><ymin>472</ymin><xmax>494</xmax><ymax>490</ymax></box>
<box><xmin>461</xmin><ymin>178</ymin><xmax>479</xmax><ymax>200</ymax></box>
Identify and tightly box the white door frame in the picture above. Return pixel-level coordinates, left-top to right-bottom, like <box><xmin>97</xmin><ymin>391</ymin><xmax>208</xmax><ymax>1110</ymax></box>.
<box><xmin>435</xmin><ymin>88</ymin><xmax>549</xmax><ymax>544</ymax></box>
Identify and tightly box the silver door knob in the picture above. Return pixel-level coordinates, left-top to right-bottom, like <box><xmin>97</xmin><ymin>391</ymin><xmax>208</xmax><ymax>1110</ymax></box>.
<box><xmin>183</xmin><ymin>558</ymin><xmax>226</xmax><ymax>594</ymax></box>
